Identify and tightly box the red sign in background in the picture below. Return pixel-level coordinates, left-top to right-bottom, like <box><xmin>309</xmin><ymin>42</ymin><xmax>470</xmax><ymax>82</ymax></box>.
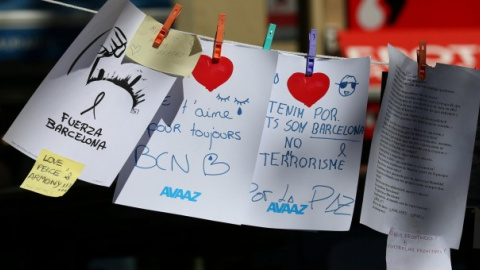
<box><xmin>348</xmin><ymin>0</ymin><xmax>480</xmax><ymax>31</ymax></box>
<box><xmin>338</xmin><ymin>28</ymin><xmax>480</xmax><ymax>140</ymax></box>
<box><xmin>342</xmin><ymin>0</ymin><xmax>480</xmax><ymax>89</ymax></box>
<box><xmin>338</xmin><ymin>28</ymin><xmax>480</xmax><ymax>89</ymax></box>
<box><xmin>340</xmin><ymin>1</ymin><xmax>480</xmax><ymax>140</ymax></box>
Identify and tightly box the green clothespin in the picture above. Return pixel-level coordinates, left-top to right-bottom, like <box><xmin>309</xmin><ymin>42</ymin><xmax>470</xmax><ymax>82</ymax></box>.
<box><xmin>263</xmin><ymin>23</ymin><xmax>276</xmax><ymax>50</ymax></box>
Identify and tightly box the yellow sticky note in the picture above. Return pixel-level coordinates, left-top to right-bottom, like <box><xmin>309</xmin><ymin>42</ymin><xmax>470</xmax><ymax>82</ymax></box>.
<box><xmin>126</xmin><ymin>15</ymin><xmax>203</xmax><ymax>77</ymax></box>
<box><xmin>21</xmin><ymin>149</ymin><xmax>85</xmax><ymax>197</ymax></box>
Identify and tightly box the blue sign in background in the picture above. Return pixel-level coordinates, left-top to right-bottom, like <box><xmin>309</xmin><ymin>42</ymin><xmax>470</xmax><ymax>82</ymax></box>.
<box><xmin>0</xmin><ymin>0</ymin><xmax>172</xmax><ymax>62</ymax></box>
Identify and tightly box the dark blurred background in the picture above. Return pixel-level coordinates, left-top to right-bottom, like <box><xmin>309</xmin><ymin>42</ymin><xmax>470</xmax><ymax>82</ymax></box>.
<box><xmin>0</xmin><ymin>0</ymin><xmax>479</xmax><ymax>269</ymax></box>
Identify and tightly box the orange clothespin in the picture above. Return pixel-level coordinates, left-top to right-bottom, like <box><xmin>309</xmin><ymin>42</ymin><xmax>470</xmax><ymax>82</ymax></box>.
<box><xmin>152</xmin><ymin>3</ymin><xmax>182</xmax><ymax>48</ymax></box>
<box><xmin>212</xmin><ymin>13</ymin><xmax>226</xmax><ymax>63</ymax></box>
<box><xmin>417</xmin><ymin>40</ymin><xmax>427</xmax><ymax>80</ymax></box>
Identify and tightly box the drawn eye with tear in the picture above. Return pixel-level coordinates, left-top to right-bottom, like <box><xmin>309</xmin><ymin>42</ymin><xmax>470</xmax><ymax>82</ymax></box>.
<box><xmin>215</xmin><ymin>94</ymin><xmax>250</xmax><ymax>115</ymax></box>
<box><xmin>234</xmin><ymin>97</ymin><xmax>250</xmax><ymax>115</ymax></box>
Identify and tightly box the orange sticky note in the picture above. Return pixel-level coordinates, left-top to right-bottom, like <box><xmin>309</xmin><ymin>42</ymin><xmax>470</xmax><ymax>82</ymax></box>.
<box><xmin>20</xmin><ymin>149</ymin><xmax>85</xmax><ymax>197</ymax></box>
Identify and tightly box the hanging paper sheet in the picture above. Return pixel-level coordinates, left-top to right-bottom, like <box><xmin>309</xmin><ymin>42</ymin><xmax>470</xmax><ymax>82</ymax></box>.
<box><xmin>360</xmin><ymin>44</ymin><xmax>480</xmax><ymax>249</ymax></box>
<box><xmin>243</xmin><ymin>54</ymin><xmax>370</xmax><ymax>230</ymax></box>
<box><xmin>2</xmin><ymin>0</ymin><xmax>179</xmax><ymax>186</ymax></box>
<box><xmin>113</xmin><ymin>40</ymin><xmax>278</xmax><ymax>224</ymax></box>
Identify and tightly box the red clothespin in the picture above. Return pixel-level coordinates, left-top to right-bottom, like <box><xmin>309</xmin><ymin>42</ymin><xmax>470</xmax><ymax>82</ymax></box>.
<box><xmin>417</xmin><ymin>40</ymin><xmax>427</xmax><ymax>80</ymax></box>
<box><xmin>212</xmin><ymin>13</ymin><xmax>226</xmax><ymax>63</ymax></box>
<box><xmin>152</xmin><ymin>3</ymin><xmax>182</xmax><ymax>48</ymax></box>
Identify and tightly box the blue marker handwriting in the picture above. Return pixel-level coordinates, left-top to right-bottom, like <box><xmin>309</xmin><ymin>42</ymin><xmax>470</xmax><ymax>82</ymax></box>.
<box><xmin>135</xmin><ymin>145</ymin><xmax>190</xmax><ymax>173</ymax></box>
<box><xmin>309</xmin><ymin>185</ymin><xmax>355</xmax><ymax>215</ymax></box>
<box><xmin>250</xmin><ymin>182</ymin><xmax>273</xmax><ymax>202</ymax></box>
<box><xmin>278</xmin><ymin>184</ymin><xmax>295</xmax><ymax>203</ymax></box>
<box><xmin>265</xmin><ymin>103</ymin><xmax>364</xmax><ymax>139</ymax></box>
<box><xmin>258</xmin><ymin>150</ymin><xmax>345</xmax><ymax>170</ymax></box>
<box><xmin>251</xmin><ymin>182</ymin><xmax>355</xmax><ymax>216</ymax></box>
<box><xmin>178</xmin><ymin>99</ymin><xmax>243</xmax><ymax>150</ymax></box>
<box><xmin>135</xmin><ymin>145</ymin><xmax>231</xmax><ymax>176</ymax></box>
<box><xmin>190</xmin><ymin>123</ymin><xmax>241</xmax><ymax>150</ymax></box>
<box><xmin>147</xmin><ymin>123</ymin><xmax>181</xmax><ymax>137</ymax></box>
<box><xmin>268</xmin><ymin>100</ymin><xmax>305</xmax><ymax>119</ymax></box>
<box><xmin>273</xmin><ymin>73</ymin><xmax>279</xmax><ymax>84</ymax></box>
<box><xmin>181</xmin><ymin>98</ymin><xmax>246</xmax><ymax>119</ymax></box>
<box><xmin>203</xmin><ymin>153</ymin><xmax>230</xmax><ymax>176</ymax></box>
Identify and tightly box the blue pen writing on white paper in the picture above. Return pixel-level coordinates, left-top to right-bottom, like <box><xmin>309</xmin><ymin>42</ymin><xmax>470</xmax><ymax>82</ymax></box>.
<box><xmin>134</xmin><ymin>145</ymin><xmax>190</xmax><ymax>173</ymax></box>
<box><xmin>180</xmin><ymin>99</ymin><xmax>243</xmax><ymax>150</ymax></box>
<box><xmin>248</xmin><ymin>95</ymin><xmax>364</xmax><ymax>218</ymax></box>
<box><xmin>203</xmin><ymin>153</ymin><xmax>230</xmax><ymax>176</ymax></box>
<box><xmin>134</xmin><ymin>145</ymin><xmax>232</xmax><ymax>177</ymax></box>
<box><xmin>250</xmin><ymin>182</ymin><xmax>355</xmax><ymax>216</ymax></box>
<box><xmin>241</xmin><ymin>56</ymin><xmax>370</xmax><ymax>230</ymax></box>
<box><xmin>113</xmin><ymin>26</ymin><xmax>281</xmax><ymax>226</ymax></box>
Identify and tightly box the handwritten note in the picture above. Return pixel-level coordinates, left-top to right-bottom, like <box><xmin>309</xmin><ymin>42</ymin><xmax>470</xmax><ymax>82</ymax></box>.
<box><xmin>360</xmin><ymin>44</ymin><xmax>480</xmax><ymax>248</ymax></box>
<box><xmin>243</xmin><ymin>54</ymin><xmax>370</xmax><ymax>230</ymax></box>
<box><xmin>21</xmin><ymin>149</ymin><xmax>84</xmax><ymax>197</ymax></box>
<box><xmin>114</xmin><ymin>39</ymin><xmax>278</xmax><ymax>225</ymax></box>
<box><xmin>2</xmin><ymin>0</ymin><xmax>177</xmax><ymax>186</ymax></box>
<box><xmin>125</xmin><ymin>15</ymin><xmax>202</xmax><ymax>77</ymax></box>
<box><xmin>387</xmin><ymin>227</ymin><xmax>451</xmax><ymax>270</ymax></box>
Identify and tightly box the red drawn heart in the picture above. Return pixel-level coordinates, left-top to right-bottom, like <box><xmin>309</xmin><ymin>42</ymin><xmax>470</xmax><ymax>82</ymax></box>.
<box><xmin>192</xmin><ymin>55</ymin><xmax>234</xmax><ymax>91</ymax></box>
<box><xmin>287</xmin><ymin>72</ymin><xmax>330</xmax><ymax>107</ymax></box>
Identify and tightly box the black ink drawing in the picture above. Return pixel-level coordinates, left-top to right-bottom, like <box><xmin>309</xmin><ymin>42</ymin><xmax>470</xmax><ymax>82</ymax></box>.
<box><xmin>68</xmin><ymin>27</ymin><xmax>146</xmax><ymax>119</ymax></box>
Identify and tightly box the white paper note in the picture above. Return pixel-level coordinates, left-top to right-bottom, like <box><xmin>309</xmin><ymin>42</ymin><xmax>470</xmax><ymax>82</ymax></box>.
<box><xmin>386</xmin><ymin>227</ymin><xmax>451</xmax><ymax>270</ymax></box>
<box><xmin>2</xmin><ymin>0</ymin><xmax>177</xmax><ymax>186</ymax></box>
<box><xmin>361</xmin><ymin>44</ymin><xmax>480</xmax><ymax>248</ymax></box>
<box><xmin>114</xmin><ymin>40</ymin><xmax>278</xmax><ymax>224</ymax></box>
<box><xmin>243</xmin><ymin>54</ymin><xmax>370</xmax><ymax>230</ymax></box>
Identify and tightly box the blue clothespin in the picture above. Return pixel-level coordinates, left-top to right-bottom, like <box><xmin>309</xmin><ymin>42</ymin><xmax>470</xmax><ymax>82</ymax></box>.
<box><xmin>263</xmin><ymin>23</ymin><xmax>276</xmax><ymax>50</ymax></box>
<box><xmin>306</xmin><ymin>29</ymin><xmax>317</xmax><ymax>76</ymax></box>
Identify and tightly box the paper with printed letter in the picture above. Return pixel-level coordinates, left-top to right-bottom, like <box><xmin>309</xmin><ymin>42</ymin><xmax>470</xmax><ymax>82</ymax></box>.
<box><xmin>21</xmin><ymin>148</ymin><xmax>85</xmax><ymax>197</ymax></box>
<box><xmin>243</xmin><ymin>54</ymin><xmax>370</xmax><ymax>230</ymax></box>
<box><xmin>360</xmin><ymin>44</ymin><xmax>480</xmax><ymax>249</ymax></box>
<box><xmin>2</xmin><ymin>0</ymin><xmax>176</xmax><ymax>186</ymax></box>
<box><xmin>114</xmin><ymin>39</ymin><xmax>278</xmax><ymax>224</ymax></box>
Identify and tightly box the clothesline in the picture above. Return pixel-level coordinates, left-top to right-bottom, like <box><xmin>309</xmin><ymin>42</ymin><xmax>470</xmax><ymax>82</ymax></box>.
<box><xmin>42</xmin><ymin>0</ymin><xmax>389</xmax><ymax>66</ymax></box>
